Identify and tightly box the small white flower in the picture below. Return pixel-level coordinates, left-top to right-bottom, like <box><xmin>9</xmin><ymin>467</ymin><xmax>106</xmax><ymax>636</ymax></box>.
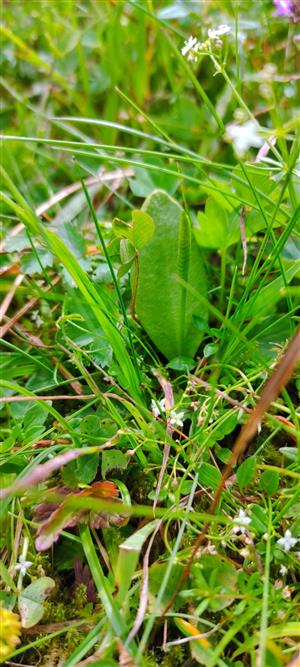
<box><xmin>181</xmin><ymin>35</ymin><xmax>200</xmax><ymax>61</ymax></box>
<box><xmin>151</xmin><ymin>398</ymin><xmax>166</xmax><ymax>417</ymax></box>
<box><xmin>208</xmin><ymin>24</ymin><xmax>231</xmax><ymax>40</ymax></box>
<box><xmin>31</xmin><ymin>310</ymin><xmax>43</xmax><ymax>328</ymax></box>
<box><xmin>225</xmin><ymin>120</ymin><xmax>263</xmax><ymax>156</ymax></box>
<box><xmin>279</xmin><ymin>564</ymin><xmax>288</xmax><ymax>576</ymax></box>
<box><xmin>277</xmin><ymin>529</ymin><xmax>298</xmax><ymax>552</ymax></box>
<box><xmin>15</xmin><ymin>554</ymin><xmax>33</xmax><ymax>577</ymax></box>
<box><xmin>169</xmin><ymin>409</ymin><xmax>185</xmax><ymax>429</ymax></box>
<box><xmin>232</xmin><ymin>509</ymin><xmax>251</xmax><ymax>535</ymax></box>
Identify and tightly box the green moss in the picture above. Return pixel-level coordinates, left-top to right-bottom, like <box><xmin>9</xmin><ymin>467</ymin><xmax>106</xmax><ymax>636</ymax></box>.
<box><xmin>160</xmin><ymin>645</ymin><xmax>185</xmax><ymax>666</ymax></box>
<box><xmin>146</xmin><ymin>645</ymin><xmax>186</xmax><ymax>667</ymax></box>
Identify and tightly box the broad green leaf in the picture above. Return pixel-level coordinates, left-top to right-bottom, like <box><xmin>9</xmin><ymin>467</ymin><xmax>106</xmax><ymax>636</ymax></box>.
<box><xmin>149</xmin><ymin>561</ymin><xmax>184</xmax><ymax>613</ymax></box>
<box><xmin>119</xmin><ymin>238</ymin><xmax>135</xmax><ymax>264</ymax></box>
<box><xmin>259</xmin><ymin>470</ymin><xmax>279</xmax><ymax>495</ymax></box>
<box><xmin>20</xmin><ymin>249</ymin><xmax>54</xmax><ymax>274</ymax></box>
<box><xmin>166</xmin><ymin>356</ymin><xmax>196</xmax><ymax>371</ymax></box>
<box><xmin>80</xmin><ymin>415</ymin><xmax>101</xmax><ymax>437</ymax></box>
<box><xmin>0</xmin><ymin>591</ymin><xmax>16</xmax><ymax>610</ymax></box>
<box><xmin>76</xmin><ymin>451</ymin><xmax>99</xmax><ymax>484</ymax></box>
<box><xmin>131</xmin><ymin>210</ymin><xmax>155</xmax><ymax>249</ymax></box>
<box><xmin>101</xmin><ymin>449</ymin><xmax>128</xmax><ymax>479</ymax></box>
<box><xmin>192</xmin><ymin>554</ymin><xmax>238</xmax><ymax>611</ymax></box>
<box><xmin>197</xmin><ymin>463</ymin><xmax>221</xmax><ymax>490</ymax></box>
<box><xmin>18</xmin><ymin>577</ymin><xmax>55</xmax><ymax>628</ymax></box>
<box><xmin>194</xmin><ymin>197</ymin><xmax>240</xmax><ymax>249</ymax></box>
<box><xmin>203</xmin><ymin>342</ymin><xmax>218</xmax><ymax>358</ymax></box>
<box><xmin>133</xmin><ymin>190</ymin><xmax>207</xmax><ymax>360</ymax></box>
<box><xmin>250</xmin><ymin>504</ymin><xmax>268</xmax><ymax>534</ymax></box>
<box><xmin>237</xmin><ymin>457</ymin><xmax>256</xmax><ymax>491</ymax></box>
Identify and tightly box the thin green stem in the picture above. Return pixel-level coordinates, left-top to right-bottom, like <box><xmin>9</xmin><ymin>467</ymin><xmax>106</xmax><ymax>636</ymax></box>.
<box><xmin>258</xmin><ymin>500</ymin><xmax>272</xmax><ymax>667</ymax></box>
<box><xmin>234</xmin><ymin>0</ymin><xmax>240</xmax><ymax>92</ymax></box>
<box><xmin>220</xmin><ymin>247</ymin><xmax>227</xmax><ymax>311</ymax></box>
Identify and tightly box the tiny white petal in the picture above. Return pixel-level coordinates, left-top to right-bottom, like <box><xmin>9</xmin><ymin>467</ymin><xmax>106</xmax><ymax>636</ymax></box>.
<box><xmin>218</xmin><ymin>24</ymin><xmax>231</xmax><ymax>35</ymax></box>
<box><xmin>208</xmin><ymin>24</ymin><xmax>230</xmax><ymax>40</ymax></box>
<box><xmin>31</xmin><ymin>310</ymin><xmax>44</xmax><ymax>328</ymax></box>
<box><xmin>181</xmin><ymin>35</ymin><xmax>200</xmax><ymax>59</ymax></box>
<box><xmin>15</xmin><ymin>556</ymin><xmax>33</xmax><ymax>576</ymax></box>
<box><xmin>277</xmin><ymin>529</ymin><xmax>298</xmax><ymax>552</ymax></box>
<box><xmin>232</xmin><ymin>508</ymin><xmax>251</xmax><ymax>535</ymax></box>
<box><xmin>151</xmin><ymin>399</ymin><xmax>160</xmax><ymax>417</ymax></box>
<box><xmin>169</xmin><ymin>409</ymin><xmax>185</xmax><ymax>428</ymax></box>
<box><xmin>151</xmin><ymin>398</ymin><xmax>166</xmax><ymax>417</ymax></box>
<box><xmin>279</xmin><ymin>565</ymin><xmax>288</xmax><ymax>575</ymax></box>
<box><xmin>159</xmin><ymin>398</ymin><xmax>166</xmax><ymax>412</ymax></box>
<box><xmin>208</xmin><ymin>28</ymin><xmax>217</xmax><ymax>39</ymax></box>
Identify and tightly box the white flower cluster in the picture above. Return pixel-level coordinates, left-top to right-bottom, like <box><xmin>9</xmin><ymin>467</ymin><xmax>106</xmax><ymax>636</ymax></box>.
<box><xmin>151</xmin><ymin>398</ymin><xmax>185</xmax><ymax>428</ymax></box>
<box><xmin>181</xmin><ymin>25</ymin><xmax>230</xmax><ymax>61</ymax></box>
<box><xmin>232</xmin><ymin>510</ymin><xmax>299</xmax><ymax>557</ymax></box>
